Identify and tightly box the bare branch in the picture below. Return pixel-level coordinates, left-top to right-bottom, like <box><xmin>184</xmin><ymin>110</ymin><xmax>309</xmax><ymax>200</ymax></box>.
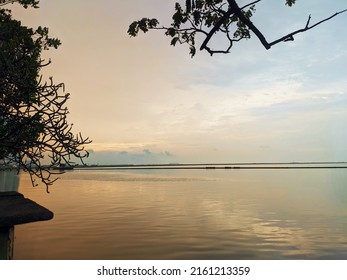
<box><xmin>305</xmin><ymin>14</ymin><xmax>312</xmax><ymax>28</ymax></box>
<box><xmin>268</xmin><ymin>9</ymin><xmax>347</xmax><ymax>47</ymax></box>
<box><xmin>240</xmin><ymin>0</ymin><xmax>262</xmax><ymax>11</ymax></box>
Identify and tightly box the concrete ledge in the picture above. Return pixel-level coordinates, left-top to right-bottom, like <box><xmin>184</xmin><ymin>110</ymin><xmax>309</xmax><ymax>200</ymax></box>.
<box><xmin>0</xmin><ymin>192</ymin><xmax>53</xmax><ymax>227</ymax></box>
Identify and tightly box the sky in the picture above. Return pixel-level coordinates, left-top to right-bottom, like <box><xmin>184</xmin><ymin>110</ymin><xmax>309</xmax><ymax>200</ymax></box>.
<box><xmin>11</xmin><ymin>0</ymin><xmax>347</xmax><ymax>165</ymax></box>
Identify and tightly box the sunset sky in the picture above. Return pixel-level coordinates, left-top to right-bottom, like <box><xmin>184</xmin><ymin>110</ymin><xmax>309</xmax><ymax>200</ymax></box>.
<box><xmin>12</xmin><ymin>0</ymin><xmax>347</xmax><ymax>164</ymax></box>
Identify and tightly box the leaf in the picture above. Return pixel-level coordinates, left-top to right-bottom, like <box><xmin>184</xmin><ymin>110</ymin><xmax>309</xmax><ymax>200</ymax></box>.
<box><xmin>189</xmin><ymin>45</ymin><xmax>196</xmax><ymax>57</ymax></box>
<box><xmin>285</xmin><ymin>0</ymin><xmax>296</xmax><ymax>7</ymax></box>
<box><xmin>148</xmin><ymin>18</ymin><xmax>159</xmax><ymax>28</ymax></box>
<box><xmin>170</xmin><ymin>37</ymin><xmax>179</xmax><ymax>46</ymax></box>
<box><xmin>165</xmin><ymin>27</ymin><xmax>176</xmax><ymax>37</ymax></box>
<box><xmin>193</xmin><ymin>10</ymin><xmax>201</xmax><ymax>24</ymax></box>
<box><xmin>128</xmin><ymin>21</ymin><xmax>139</xmax><ymax>36</ymax></box>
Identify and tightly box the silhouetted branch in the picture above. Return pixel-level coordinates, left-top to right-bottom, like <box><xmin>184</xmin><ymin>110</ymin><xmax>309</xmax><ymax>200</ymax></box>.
<box><xmin>129</xmin><ymin>0</ymin><xmax>347</xmax><ymax>57</ymax></box>
<box><xmin>268</xmin><ymin>9</ymin><xmax>347</xmax><ymax>47</ymax></box>
<box><xmin>200</xmin><ymin>8</ymin><xmax>234</xmax><ymax>53</ymax></box>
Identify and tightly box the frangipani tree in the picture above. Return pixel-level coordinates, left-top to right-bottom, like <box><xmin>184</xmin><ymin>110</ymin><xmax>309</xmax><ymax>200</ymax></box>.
<box><xmin>0</xmin><ymin>0</ymin><xmax>91</xmax><ymax>191</ymax></box>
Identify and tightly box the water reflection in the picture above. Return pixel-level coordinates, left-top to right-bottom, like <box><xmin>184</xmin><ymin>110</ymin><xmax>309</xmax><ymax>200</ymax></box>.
<box><xmin>13</xmin><ymin>169</ymin><xmax>347</xmax><ymax>259</ymax></box>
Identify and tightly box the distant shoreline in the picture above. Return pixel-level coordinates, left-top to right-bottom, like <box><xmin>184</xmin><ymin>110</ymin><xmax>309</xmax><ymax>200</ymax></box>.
<box><xmin>3</xmin><ymin>162</ymin><xmax>347</xmax><ymax>172</ymax></box>
<box><xmin>74</xmin><ymin>161</ymin><xmax>347</xmax><ymax>170</ymax></box>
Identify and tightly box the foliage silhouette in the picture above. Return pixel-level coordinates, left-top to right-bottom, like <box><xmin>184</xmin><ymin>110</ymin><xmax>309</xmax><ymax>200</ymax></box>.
<box><xmin>0</xmin><ymin>0</ymin><xmax>90</xmax><ymax>192</ymax></box>
<box><xmin>128</xmin><ymin>0</ymin><xmax>346</xmax><ymax>57</ymax></box>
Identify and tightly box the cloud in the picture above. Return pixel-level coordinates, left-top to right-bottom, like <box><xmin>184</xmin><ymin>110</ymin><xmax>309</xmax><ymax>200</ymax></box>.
<box><xmin>85</xmin><ymin>149</ymin><xmax>176</xmax><ymax>165</ymax></box>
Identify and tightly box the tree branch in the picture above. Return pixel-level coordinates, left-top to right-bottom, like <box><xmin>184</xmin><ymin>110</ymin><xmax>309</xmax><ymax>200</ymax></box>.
<box><xmin>200</xmin><ymin>8</ymin><xmax>235</xmax><ymax>52</ymax></box>
<box><xmin>227</xmin><ymin>0</ymin><xmax>271</xmax><ymax>49</ymax></box>
<box><xmin>128</xmin><ymin>1</ymin><xmax>347</xmax><ymax>56</ymax></box>
<box><xmin>240</xmin><ymin>0</ymin><xmax>262</xmax><ymax>11</ymax></box>
<box><xmin>268</xmin><ymin>9</ymin><xmax>347</xmax><ymax>47</ymax></box>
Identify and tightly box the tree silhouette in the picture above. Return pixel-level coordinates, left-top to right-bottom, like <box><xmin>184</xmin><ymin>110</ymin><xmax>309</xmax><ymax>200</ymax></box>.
<box><xmin>0</xmin><ymin>1</ymin><xmax>91</xmax><ymax>192</ymax></box>
<box><xmin>128</xmin><ymin>0</ymin><xmax>347</xmax><ymax>57</ymax></box>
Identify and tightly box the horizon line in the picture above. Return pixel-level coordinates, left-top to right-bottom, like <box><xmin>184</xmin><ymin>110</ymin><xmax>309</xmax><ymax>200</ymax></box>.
<box><xmin>76</xmin><ymin>161</ymin><xmax>347</xmax><ymax>168</ymax></box>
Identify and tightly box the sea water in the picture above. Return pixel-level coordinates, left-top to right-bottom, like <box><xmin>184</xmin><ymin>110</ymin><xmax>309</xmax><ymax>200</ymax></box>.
<box><xmin>12</xmin><ymin>167</ymin><xmax>347</xmax><ymax>259</ymax></box>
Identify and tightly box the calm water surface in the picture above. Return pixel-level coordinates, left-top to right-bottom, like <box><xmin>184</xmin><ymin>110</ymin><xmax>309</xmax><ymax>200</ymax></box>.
<box><xmin>13</xmin><ymin>168</ymin><xmax>347</xmax><ymax>259</ymax></box>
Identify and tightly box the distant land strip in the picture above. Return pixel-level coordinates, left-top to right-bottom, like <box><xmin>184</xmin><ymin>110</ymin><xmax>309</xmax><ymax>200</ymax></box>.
<box><xmin>74</xmin><ymin>162</ymin><xmax>347</xmax><ymax>170</ymax></box>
